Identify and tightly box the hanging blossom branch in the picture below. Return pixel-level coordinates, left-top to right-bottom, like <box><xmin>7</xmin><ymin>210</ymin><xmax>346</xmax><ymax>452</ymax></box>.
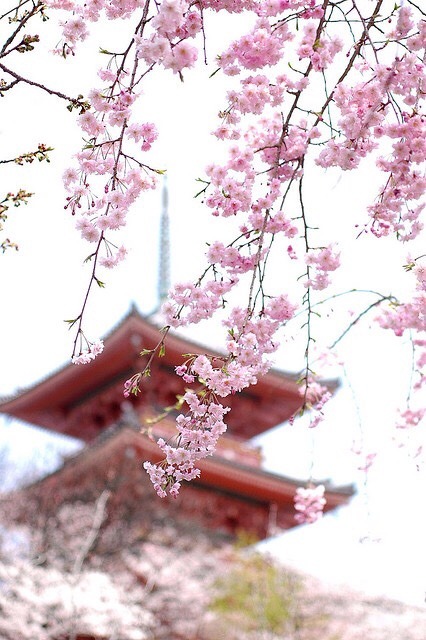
<box><xmin>142</xmin><ymin>0</ymin><xmax>343</xmax><ymax>497</ymax></box>
<box><xmin>0</xmin><ymin>0</ymin><xmax>91</xmax><ymax>256</ymax></box>
<box><xmin>377</xmin><ymin>256</ymin><xmax>425</xmax><ymax>442</ymax></box>
<box><xmin>0</xmin><ymin>0</ymin><xmax>45</xmax><ymax>56</ymax></box>
<box><xmin>14</xmin><ymin>0</ymin><xmax>424</xmax><ymax>503</ymax></box>
<box><xmin>0</xmin><ymin>1</ymin><xmax>88</xmax><ymax>107</ymax></box>
<box><xmin>138</xmin><ymin>0</ymin><xmax>424</xmax><ymax>500</ymax></box>
<box><xmin>294</xmin><ymin>0</ymin><xmax>386</xmax><ymax>424</ymax></box>
<box><xmin>123</xmin><ymin>325</ymin><xmax>171</xmax><ymax>397</ymax></box>
<box><xmin>46</xmin><ymin>0</ymin><xmax>206</xmax><ymax>360</ymax></box>
<box><xmin>329</xmin><ymin>294</ymin><xmax>397</xmax><ymax>350</ymax></box>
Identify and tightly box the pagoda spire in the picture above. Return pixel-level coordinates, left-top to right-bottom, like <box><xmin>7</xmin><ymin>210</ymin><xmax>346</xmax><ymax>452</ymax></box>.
<box><xmin>157</xmin><ymin>175</ymin><xmax>171</xmax><ymax>309</ymax></box>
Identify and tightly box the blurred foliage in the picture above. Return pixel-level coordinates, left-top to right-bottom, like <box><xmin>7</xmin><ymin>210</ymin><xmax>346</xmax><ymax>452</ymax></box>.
<box><xmin>208</xmin><ymin>551</ymin><xmax>340</xmax><ymax>640</ymax></box>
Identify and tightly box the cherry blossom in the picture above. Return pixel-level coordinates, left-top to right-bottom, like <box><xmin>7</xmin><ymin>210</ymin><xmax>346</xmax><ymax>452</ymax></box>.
<box><xmin>294</xmin><ymin>484</ymin><xmax>326</xmax><ymax>524</ymax></box>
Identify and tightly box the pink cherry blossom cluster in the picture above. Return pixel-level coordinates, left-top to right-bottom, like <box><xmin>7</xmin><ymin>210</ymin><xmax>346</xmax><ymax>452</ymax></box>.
<box><xmin>224</xmin><ymin>299</ymin><xmax>296</xmax><ymax>361</ymax></box>
<box><xmin>369</xmin><ymin>113</ymin><xmax>425</xmax><ymax>241</ymax></box>
<box><xmin>395</xmin><ymin>408</ymin><xmax>425</xmax><ymax>430</ymax></box>
<box><xmin>204</xmin><ymin>109</ymin><xmax>312</xmax><ymax>236</ymax></box>
<box><xmin>123</xmin><ymin>373</ymin><xmax>143</xmax><ymax>398</ymax></box>
<box><xmin>186</xmin><ymin>352</ymin><xmax>259</xmax><ymax>396</ymax></box>
<box><xmin>59</xmin><ymin>16</ymin><xmax>88</xmax><ymax>50</ymax></box>
<box><xmin>48</xmin><ymin>0</ymin><xmax>153</xmax><ymax>46</ymax></box>
<box><xmin>294</xmin><ymin>484</ymin><xmax>326</xmax><ymax>524</ymax></box>
<box><xmin>163</xmin><ymin>279</ymin><xmax>235</xmax><ymax>327</ymax></box>
<box><xmin>302</xmin><ymin>380</ymin><xmax>332</xmax><ymax>429</ymax></box>
<box><xmin>390</xmin><ymin>5</ymin><xmax>414</xmax><ymax>40</ymax></box>
<box><xmin>297</xmin><ymin>21</ymin><xmax>343</xmax><ymax>71</ymax></box>
<box><xmin>200</xmin><ymin>0</ymin><xmax>257</xmax><ymax>12</ymax></box>
<box><xmin>377</xmin><ymin>293</ymin><xmax>425</xmax><ymax>337</ymax></box>
<box><xmin>218</xmin><ymin>18</ymin><xmax>293</xmax><ymax>75</ymax></box>
<box><xmin>316</xmin><ymin>51</ymin><xmax>425</xmax><ymax>238</ymax></box>
<box><xmin>144</xmin><ymin>389</ymin><xmax>230</xmax><ymax>498</ymax></box>
<box><xmin>71</xmin><ymin>339</ymin><xmax>104</xmax><ymax>364</ymax></box>
<box><xmin>316</xmin><ymin>75</ymin><xmax>386</xmax><ymax>171</ymax></box>
<box><xmin>316</xmin><ymin>24</ymin><xmax>425</xmax><ymax>194</ymax></box>
<box><xmin>147</xmin><ymin>293</ymin><xmax>297</xmax><ymax>497</ymax></box>
<box><xmin>225</xmin><ymin>74</ymin><xmax>284</xmax><ymax>117</ymax></box>
<box><xmin>144</xmin><ymin>319</ymin><xmax>279</xmax><ymax>499</ymax></box>
<box><xmin>66</xmin><ymin>77</ymin><xmax>160</xmax><ymax>361</ymax></box>
<box><xmin>305</xmin><ymin>246</ymin><xmax>341</xmax><ymax>291</ymax></box>
<box><xmin>377</xmin><ymin>261</ymin><xmax>425</xmax><ymax>337</ymax></box>
<box><xmin>351</xmin><ymin>443</ymin><xmax>378</xmax><ymax>473</ymax></box>
<box><xmin>135</xmin><ymin>0</ymin><xmax>200</xmax><ymax>75</ymax></box>
<box><xmin>376</xmin><ymin>259</ymin><xmax>425</xmax><ymax>439</ymax></box>
<box><xmin>207</xmin><ymin>240</ymin><xmax>266</xmax><ymax>275</ymax></box>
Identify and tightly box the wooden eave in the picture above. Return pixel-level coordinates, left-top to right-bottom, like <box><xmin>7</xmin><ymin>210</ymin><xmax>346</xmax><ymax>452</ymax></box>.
<box><xmin>27</xmin><ymin>425</ymin><xmax>353</xmax><ymax>515</ymax></box>
<box><xmin>0</xmin><ymin>307</ymin><xmax>308</xmax><ymax>435</ymax></box>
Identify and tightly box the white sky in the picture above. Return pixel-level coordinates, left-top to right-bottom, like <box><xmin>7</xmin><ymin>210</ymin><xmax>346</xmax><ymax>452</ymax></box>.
<box><xmin>0</xmin><ymin>5</ymin><xmax>425</xmax><ymax>605</ymax></box>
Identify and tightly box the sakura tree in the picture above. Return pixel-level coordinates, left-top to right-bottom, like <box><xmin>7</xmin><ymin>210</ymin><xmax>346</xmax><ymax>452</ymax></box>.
<box><xmin>0</xmin><ymin>492</ymin><xmax>220</xmax><ymax>638</ymax></box>
<box><xmin>2</xmin><ymin>481</ymin><xmax>337</xmax><ymax>640</ymax></box>
<box><xmin>0</xmin><ymin>0</ymin><xmax>424</xmax><ymax>516</ymax></box>
<box><xmin>2</xmin><ymin>492</ymin><xmax>425</xmax><ymax>640</ymax></box>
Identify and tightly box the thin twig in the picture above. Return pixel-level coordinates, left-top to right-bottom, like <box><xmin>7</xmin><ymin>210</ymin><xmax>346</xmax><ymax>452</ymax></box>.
<box><xmin>73</xmin><ymin>490</ymin><xmax>111</xmax><ymax>574</ymax></box>
<box><xmin>0</xmin><ymin>61</ymin><xmax>86</xmax><ymax>105</ymax></box>
<box><xmin>329</xmin><ymin>295</ymin><xmax>394</xmax><ymax>349</ymax></box>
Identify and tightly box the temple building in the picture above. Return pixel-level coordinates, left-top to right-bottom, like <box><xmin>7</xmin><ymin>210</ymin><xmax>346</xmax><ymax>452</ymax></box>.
<box><xmin>0</xmin><ymin>305</ymin><xmax>352</xmax><ymax>540</ymax></box>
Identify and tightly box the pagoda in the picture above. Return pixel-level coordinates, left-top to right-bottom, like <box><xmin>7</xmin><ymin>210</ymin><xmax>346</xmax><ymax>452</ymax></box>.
<box><xmin>0</xmin><ymin>305</ymin><xmax>352</xmax><ymax>539</ymax></box>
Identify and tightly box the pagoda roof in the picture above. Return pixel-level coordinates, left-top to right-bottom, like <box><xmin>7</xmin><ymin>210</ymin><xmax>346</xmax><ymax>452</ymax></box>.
<box><xmin>14</xmin><ymin>417</ymin><xmax>353</xmax><ymax>535</ymax></box>
<box><xmin>0</xmin><ymin>305</ymin><xmax>316</xmax><ymax>439</ymax></box>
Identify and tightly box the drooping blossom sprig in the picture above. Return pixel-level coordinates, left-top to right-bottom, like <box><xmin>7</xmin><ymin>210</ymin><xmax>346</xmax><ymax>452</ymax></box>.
<box><xmin>0</xmin><ymin>189</ymin><xmax>33</xmax><ymax>253</ymax></box>
<box><xmin>52</xmin><ymin>0</ymin><xmax>206</xmax><ymax>361</ymax></box>
<box><xmin>143</xmin><ymin>292</ymin><xmax>297</xmax><ymax>497</ymax></box>
<box><xmin>294</xmin><ymin>483</ymin><xmax>326</xmax><ymax>524</ymax></box>
<box><xmin>123</xmin><ymin>325</ymin><xmax>171</xmax><ymax>398</ymax></box>
<box><xmin>0</xmin><ymin>0</ymin><xmax>93</xmax><ymax>254</ymax></box>
<box><xmin>0</xmin><ymin>0</ymin><xmax>89</xmax><ymax>110</ymax></box>
<box><xmin>144</xmin><ymin>387</ymin><xmax>230</xmax><ymax>498</ymax></box>
<box><xmin>352</xmin><ymin>446</ymin><xmax>378</xmax><ymax>474</ymax></box>
<box><xmin>377</xmin><ymin>255</ymin><xmax>425</xmax><ymax>457</ymax></box>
